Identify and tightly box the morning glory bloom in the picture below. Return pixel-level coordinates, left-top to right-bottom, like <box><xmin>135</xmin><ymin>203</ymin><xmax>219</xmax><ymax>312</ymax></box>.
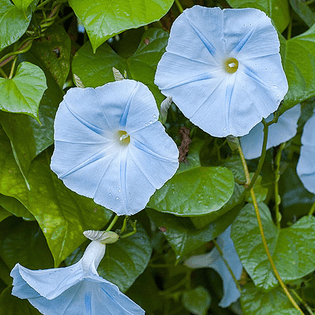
<box><xmin>185</xmin><ymin>226</ymin><xmax>242</xmax><ymax>308</ymax></box>
<box><xmin>51</xmin><ymin>79</ymin><xmax>179</xmax><ymax>216</ymax></box>
<box><xmin>240</xmin><ymin>104</ymin><xmax>301</xmax><ymax>159</ymax></box>
<box><xmin>297</xmin><ymin>109</ymin><xmax>315</xmax><ymax>194</ymax></box>
<box><xmin>11</xmin><ymin>240</ymin><xmax>144</xmax><ymax>315</ymax></box>
<box><xmin>155</xmin><ymin>6</ymin><xmax>288</xmax><ymax>137</ymax></box>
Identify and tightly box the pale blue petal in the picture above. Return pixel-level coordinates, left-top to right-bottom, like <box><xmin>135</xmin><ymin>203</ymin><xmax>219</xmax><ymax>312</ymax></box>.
<box><xmin>185</xmin><ymin>226</ymin><xmax>242</xmax><ymax>308</ymax></box>
<box><xmin>11</xmin><ymin>262</ymin><xmax>84</xmax><ymax>300</ymax></box>
<box><xmin>93</xmin><ymin>122</ymin><xmax>179</xmax><ymax>216</ymax></box>
<box><xmin>223</xmin><ymin>8</ymin><xmax>280</xmax><ymax>58</ymax></box>
<box><xmin>12</xmin><ymin>270</ymin><xmax>144</xmax><ymax>315</ymax></box>
<box><xmin>165</xmin><ymin>6</ymin><xmax>224</xmax><ymax>65</ymax></box>
<box><xmin>121</xmin><ymin>81</ymin><xmax>159</xmax><ymax>133</ymax></box>
<box><xmin>155</xmin><ymin>6</ymin><xmax>288</xmax><ymax>137</ymax></box>
<box><xmin>297</xmin><ymin>111</ymin><xmax>315</xmax><ymax>194</ymax></box>
<box><xmin>241</xmin><ymin>104</ymin><xmax>301</xmax><ymax>159</ymax></box>
<box><xmin>11</xmin><ymin>241</ymin><xmax>145</xmax><ymax>315</ymax></box>
<box><xmin>51</xmin><ymin>80</ymin><xmax>179</xmax><ymax>215</ymax></box>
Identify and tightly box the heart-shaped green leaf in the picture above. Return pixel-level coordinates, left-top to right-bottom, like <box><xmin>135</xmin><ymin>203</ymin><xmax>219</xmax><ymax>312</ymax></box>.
<box><xmin>68</xmin><ymin>0</ymin><xmax>174</xmax><ymax>51</ymax></box>
<box><xmin>241</xmin><ymin>283</ymin><xmax>296</xmax><ymax>315</ymax></box>
<box><xmin>282</xmin><ymin>24</ymin><xmax>315</xmax><ymax>112</ymax></box>
<box><xmin>182</xmin><ymin>286</ymin><xmax>211</xmax><ymax>315</ymax></box>
<box><xmin>148</xmin><ymin>140</ymin><xmax>234</xmax><ymax>216</ymax></box>
<box><xmin>232</xmin><ymin>203</ymin><xmax>315</xmax><ymax>290</ymax></box>
<box><xmin>72</xmin><ymin>28</ymin><xmax>168</xmax><ymax>105</ymax></box>
<box><xmin>147</xmin><ymin>206</ymin><xmax>240</xmax><ymax>260</ymax></box>
<box><xmin>12</xmin><ymin>0</ymin><xmax>33</xmax><ymax>12</ymax></box>
<box><xmin>0</xmin><ymin>127</ymin><xmax>112</xmax><ymax>267</ymax></box>
<box><xmin>0</xmin><ymin>62</ymin><xmax>47</xmax><ymax>120</ymax></box>
<box><xmin>0</xmin><ymin>0</ymin><xmax>32</xmax><ymax>52</ymax></box>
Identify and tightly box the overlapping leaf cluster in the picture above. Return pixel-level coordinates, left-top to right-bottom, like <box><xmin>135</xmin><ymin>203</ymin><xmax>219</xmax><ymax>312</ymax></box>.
<box><xmin>0</xmin><ymin>0</ymin><xmax>315</xmax><ymax>314</ymax></box>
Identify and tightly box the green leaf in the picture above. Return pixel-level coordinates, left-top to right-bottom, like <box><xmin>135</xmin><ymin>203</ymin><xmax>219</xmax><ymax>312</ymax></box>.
<box><xmin>0</xmin><ymin>0</ymin><xmax>32</xmax><ymax>52</ymax></box>
<box><xmin>0</xmin><ymin>257</ymin><xmax>11</xmax><ymax>286</ymax></box>
<box><xmin>271</xmin><ymin>310</ymin><xmax>301</xmax><ymax>315</ymax></box>
<box><xmin>223</xmin><ymin>154</ymin><xmax>246</xmax><ymax>183</ymax></box>
<box><xmin>0</xmin><ymin>111</ymin><xmax>36</xmax><ymax>189</ymax></box>
<box><xmin>127</xmin><ymin>268</ymin><xmax>163</xmax><ymax>313</ymax></box>
<box><xmin>31</xmin><ymin>25</ymin><xmax>71</xmax><ymax>88</ymax></box>
<box><xmin>282</xmin><ymin>24</ymin><xmax>315</xmax><ymax>112</ymax></box>
<box><xmin>0</xmin><ymin>128</ymin><xmax>113</xmax><ymax>266</ymax></box>
<box><xmin>0</xmin><ymin>207</ymin><xmax>11</xmax><ymax>223</ymax></box>
<box><xmin>19</xmin><ymin>51</ymin><xmax>64</xmax><ymax>155</ymax></box>
<box><xmin>148</xmin><ymin>138</ymin><xmax>234</xmax><ymax>216</ymax></box>
<box><xmin>191</xmin><ymin>183</ymin><xmax>245</xmax><ymax>229</ymax></box>
<box><xmin>279</xmin><ymin>164</ymin><xmax>315</xmax><ymax>223</ymax></box>
<box><xmin>289</xmin><ymin>0</ymin><xmax>315</xmax><ymax>28</ymax></box>
<box><xmin>182</xmin><ymin>286</ymin><xmax>211</xmax><ymax>315</ymax></box>
<box><xmin>147</xmin><ymin>206</ymin><xmax>240</xmax><ymax>260</ymax></box>
<box><xmin>99</xmin><ymin>224</ymin><xmax>152</xmax><ymax>292</ymax></box>
<box><xmin>232</xmin><ymin>203</ymin><xmax>315</xmax><ymax>290</ymax></box>
<box><xmin>0</xmin><ymin>194</ymin><xmax>34</xmax><ymax>220</ymax></box>
<box><xmin>0</xmin><ymin>62</ymin><xmax>47</xmax><ymax>120</ymax></box>
<box><xmin>72</xmin><ymin>28</ymin><xmax>168</xmax><ymax>105</ymax></box>
<box><xmin>226</xmin><ymin>0</ymin><xmax>290</xmax><ymax>33</ymax></box>
<box><xmin>67</xmin><ymin>223</ymin><xmax>152</xmax><ymax>293</ymax></box>
<box><xmin>148</xmin><ymin>165</ymin><xmax>234</xmax><ymax>216</ymax></box>
<box><xmin>0</xmin><ymin>286</ymin><xmax>41</xmax><ymax>315</ymax></box>
<box><xmin>0</xmin><ymin>216</ymin><xmax>53</xmax><ymax>269</ymax></box>
<box><xmin>241</xmin><ymin>283</ymin><xmax>294</xmax><ymax>315</ymax></box>
<box><xmin>12</xmin><ymin>0</ymin><xmax>33</xmax><ymax>12</ymax></box>
<box><xmin>245</xmin><ymin>175</ymin><xmax>268</xmax><ymax>203</ymax></box>
<box><xmin>68</xmin><ymin>0</ymin><xmax>174</xmax><ymax>51</ymax></box>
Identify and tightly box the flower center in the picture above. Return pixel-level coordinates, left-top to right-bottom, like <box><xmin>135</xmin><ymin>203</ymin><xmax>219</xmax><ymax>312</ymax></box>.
<box><xmin>117</xmin><ymin>130</ymin><xmax>130</xmax><ymax>146</ymax></box>
<box><xmin>224</xmin><ymin>57</ymin><xmax>239</xmax><ymax>74</ymax></box>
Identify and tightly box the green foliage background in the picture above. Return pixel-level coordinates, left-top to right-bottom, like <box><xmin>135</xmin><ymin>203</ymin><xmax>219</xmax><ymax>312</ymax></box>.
<box><xmin>1</xmin><ymin>0</ymin><xmax>315</xmax><ymax>314</ymax></box>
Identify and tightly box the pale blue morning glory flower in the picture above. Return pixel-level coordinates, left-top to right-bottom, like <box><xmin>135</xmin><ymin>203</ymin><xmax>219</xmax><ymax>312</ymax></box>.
<box><xmin>11</xmin><ymin>241</ymin><xmax>144</xmax><ymax>315</ymax></box>
<box><xmin>297</xmin><ymin>109</ymin><xmax>315</xmax><ymax>194</ymax></box>
<box><xmin>155</xmin><ymin>6</ymin><xmax>288</xmax><ymax>137</ymax></box>
<box><xmin>240</xmin><ymin>104</ymin><xmax>301</xmax><ymax>159</ymax></box>
<box><xmin>185</xmin><ymin>226</ymin><xmax>242</xmax><ymax>308</ymax></box>
<box><xmin>51</xmin><ymin>80</ymin><xmax>179</xmax><ymax>216</ymax></box>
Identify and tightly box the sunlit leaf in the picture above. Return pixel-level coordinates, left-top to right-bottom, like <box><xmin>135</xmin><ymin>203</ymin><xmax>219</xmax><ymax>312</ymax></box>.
<box><xmin>0</xmin><ymin>62</ymin><xmax>47</xmax><ymax>120</ymax></box>
<box><xmin>0</xmin><ymin>0</ymin><xmax>32</xmax><ymax>52</ymax></box>
<box><xmin>72</xmin><ymin>28</ymin><xmax>168</xmax><ymax>105</ymax></box>
<box><xmin>68</xmin><ymin>0</ymin><xmax>174</xmax><ymax>51</ymax></box>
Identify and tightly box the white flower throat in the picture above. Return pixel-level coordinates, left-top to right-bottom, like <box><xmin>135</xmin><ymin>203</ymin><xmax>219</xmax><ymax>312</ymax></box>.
<box><xmin>224</xmin><ymin>57</ymin><xmax>239</xmax><ymax>73</ymax></box>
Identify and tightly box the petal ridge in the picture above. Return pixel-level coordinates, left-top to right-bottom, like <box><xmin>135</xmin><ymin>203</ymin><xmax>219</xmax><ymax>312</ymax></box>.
<box><xmin>64</xmin><ymin>99</ymin><xmax>105</xmax><ymax>136</ymax></box>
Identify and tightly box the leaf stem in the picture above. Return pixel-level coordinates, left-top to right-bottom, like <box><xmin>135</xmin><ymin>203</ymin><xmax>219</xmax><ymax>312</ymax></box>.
<box><xmin>9</xmin><ymin>57</ymin><xmax>17</xmax><ymax>79</ymax></box>
<box><xmin>291</xmin><ymin>289</ymin><xmax>315</xmax><ymax>315</ymax></box>
<box><xmin>237</xmin><ymin>141</ymin><xmax>304</xmax><ymax>314</ymax></box>
<box><xmin>0</xmin><ymin>67</ymin><xmax>8</xmax><ymax>79</ymax></box>
<box><xmin>212</xmin><ymin>238</ymin><xmax>241</xmax><ymax>292</ymax></box>
<box><xmin>36</xmin><ymin>0</ymin><xmax>52</xmax><ymax>10</ymax></box>
<box><xmin>0</xmin><ymin>39</ymin><xmax>33</xmax><ymax>69</ymax></box>
<box><xmin>175</xmin><ymin>0</ymin><xmax>184</xmax><ymax>13</ymax></box>
<box><xmin>105</xmin><ymin>214</ymin><xmax>119</xmax><ymax>231</ymax></box>
<box><xmin>274</xmin><ymin>142</ymin><xmax>286</xmax><ymax>228</ymax></box>
<box><xmin>246</xmin><ymin>119</ymin><xmax>269</xmax><ymax>190</ymax></box>
<box><xmin>308</xmin><ymin>201</ymin><xmax>315</xmax><ymax>216</ymax></box>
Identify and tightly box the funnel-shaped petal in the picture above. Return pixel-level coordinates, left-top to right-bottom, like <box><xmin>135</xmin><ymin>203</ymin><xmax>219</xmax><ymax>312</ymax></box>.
<box><xmin>155</xmin><ymin>6</ymin><xmax>288</xmax><ymax>137</ymax></box>
<box><xmin>51</xmin><ymin>80</ymin><xmax>179</xmax><ymax>215</ymax></box>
